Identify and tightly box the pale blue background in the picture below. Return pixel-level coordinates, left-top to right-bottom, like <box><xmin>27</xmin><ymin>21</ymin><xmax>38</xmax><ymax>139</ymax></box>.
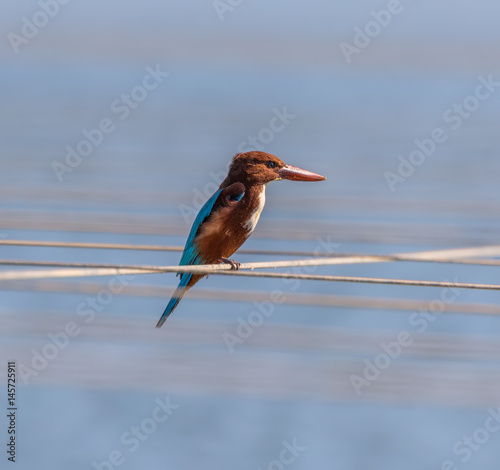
<box><xmin>1</xmin><ymin>1</ymin><xmax>500</xmax><ymax>469</ymax></box>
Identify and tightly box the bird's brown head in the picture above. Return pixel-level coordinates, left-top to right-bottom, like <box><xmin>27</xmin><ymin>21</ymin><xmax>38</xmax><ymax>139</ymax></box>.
<box><xmin>221</xmin><ymin>151</ymin><xmax>326</xmax><ymax>187</ymax></box>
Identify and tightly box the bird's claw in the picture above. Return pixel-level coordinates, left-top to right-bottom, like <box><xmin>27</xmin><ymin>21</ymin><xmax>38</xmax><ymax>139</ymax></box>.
<box><xmin>219</xmin><ymin>258</ymin><xmax>241</xmax><ymax>270</ymax></box>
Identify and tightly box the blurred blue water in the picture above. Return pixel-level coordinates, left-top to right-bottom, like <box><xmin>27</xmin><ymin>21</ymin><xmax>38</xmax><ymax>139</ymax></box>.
<box><xmin>1</xmin><ymin>1</ymin><xmax>500</xmax><ymax>469</ymax></box>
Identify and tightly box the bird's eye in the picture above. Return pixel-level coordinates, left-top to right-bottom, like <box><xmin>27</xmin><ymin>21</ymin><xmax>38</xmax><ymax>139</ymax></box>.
<box><xmin>266</xmin><ymin>161</ymin><xmax>276</xmax><ymax>169</ymax></box>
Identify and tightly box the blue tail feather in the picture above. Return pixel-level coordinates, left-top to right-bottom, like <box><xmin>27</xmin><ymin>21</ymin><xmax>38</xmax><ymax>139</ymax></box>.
<box><xmin>156</xmin><ymin>189</ymin><xmax>223</xmax><ymax>328</ymax></box>
<box><xmin>156</xmin><ymin>274</ymin><xmax>192</xmax><ymax>328</ymax></box>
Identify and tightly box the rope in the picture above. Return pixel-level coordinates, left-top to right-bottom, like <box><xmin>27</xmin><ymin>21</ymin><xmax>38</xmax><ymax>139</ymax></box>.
<box><xmin>2</xmin><ymin>255</ymin><xmax>500</xmax><ymax>269</ymax></box>
<box><xmin>0</xmin><ymin>256</ymin><xmax>395</xmax><ymax>278</ymax></box>
<box><xmin>1</xmin><ymin>252</ymin><xmax>500</xmax><ymax>272</ymax></box>
<box><xmin>1</xmin><ymin>243</ymin><xmax>500</xmax><ymax>290</ymax></box>
<box><xmin>1</xmin><ymin>260</ymin><xmax>500</xmax><ymax>291</ymax></box>
<box><xmin>2</xmin><ymin>241</ymin><xmax>500</xmax><ymax>268</ymax></box>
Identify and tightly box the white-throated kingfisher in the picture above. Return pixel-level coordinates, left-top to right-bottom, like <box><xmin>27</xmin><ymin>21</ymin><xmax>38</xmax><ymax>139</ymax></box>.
<box><xmin>156</xmin><ymin>151</ymin><xmax>326</xmax><ymax>327</ymax></box>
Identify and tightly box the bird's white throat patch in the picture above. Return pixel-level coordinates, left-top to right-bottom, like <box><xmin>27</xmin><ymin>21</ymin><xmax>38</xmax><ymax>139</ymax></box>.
<box><xmin>244</xmin><ymin>186</ymin><xmax>266</xmax><ymax>233</ymax></box>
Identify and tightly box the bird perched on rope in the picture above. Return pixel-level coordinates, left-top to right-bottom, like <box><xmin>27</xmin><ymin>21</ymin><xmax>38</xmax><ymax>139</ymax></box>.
<box><xmin>156</xmin><ymin>151</ymin><xmax>326</xmax><ymax>327</ymax></box>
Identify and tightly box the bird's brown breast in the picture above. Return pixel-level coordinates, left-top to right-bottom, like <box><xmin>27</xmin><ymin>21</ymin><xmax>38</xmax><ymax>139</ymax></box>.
<box><xmin>196</xmin><ymin>185</ymin><xmax>265</xmax><ymax>262</ymax></box>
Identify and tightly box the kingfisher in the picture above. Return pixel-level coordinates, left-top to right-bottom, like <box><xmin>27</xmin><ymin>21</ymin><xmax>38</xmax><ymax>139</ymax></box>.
<box><xmin>156</xmin><ymin>151</ymin><xmax>326</xmax><ymax>327</ymax></box>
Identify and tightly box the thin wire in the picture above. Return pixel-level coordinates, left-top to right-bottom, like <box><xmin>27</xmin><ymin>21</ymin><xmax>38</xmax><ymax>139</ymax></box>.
<box><xmin>0</xmin><ymin>256</ymin><xmax>394</xmax><ymax>279</ymax></box>
<box><xmin>215</xmin><ymin>271</ymin><xmax>500</xmax><ymax>291</ymax></box>
<box><xmin>1</xmin><ymin>240</ymin><xmax>500</xmax><ymax>266</ymax></box>
<box><xmin>1</xmin><ymin>251</ymin><xmax>500</xmax><ymax>272</ymax></box>
<box><xmin>2</xmin><ymin>254</ymin><xmax>500</xmax><ymax>268</ymax></box>
<box><xmin>2</xmin><ymin>243</ymin><xmax>500</xmax><ymax>289</ymax></box>
<box><xmin>0</xmin><ymin>239</ymin><xmax>380</xmax><ymax>257</ymax></box>
<box><xmin>1</xmin><ymin>239</ymin><xmax>499</xmax><ymax>256</ymax></box>
<box><xmin>0</xmin><ymin>240</ymin><xmax>184</xmax><ymax>252</ymax></box>
<box><xmin>0</xmin><ymin>239</ymin><xmax>316</xmax><ymax>255</ymax></box>
<box><xmin>1</xmin><ymin>263</ymin><xmax>500</xmax><ymax>291</ymax></box>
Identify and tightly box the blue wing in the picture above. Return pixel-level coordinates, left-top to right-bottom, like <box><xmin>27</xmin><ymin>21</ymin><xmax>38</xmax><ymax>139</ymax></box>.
<box><xmin>178</xmin><ymin>188</ymin><xmax>224</xmax><ymax>276</ymax></box>
<box><xmin>178</xmin><ymin>183</ymin><xmax>245</xmax><ymax>272</ymax></box>
<box><xmin>156</xmin><ymin>183</ymin><xmax>245</xmax><ymax>327</ymax></box>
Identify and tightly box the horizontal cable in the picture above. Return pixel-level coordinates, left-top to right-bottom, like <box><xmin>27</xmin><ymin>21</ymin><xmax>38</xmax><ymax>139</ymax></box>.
<box><xmin>1</xmin><ymin>239</ymin><xmax>324</xmax><ymax>256</ymax></box>
<box><xmin>1</xmin><ymin>249</ymin><xmax>500</xmax><ymax>273</ymax></box>
<box><xmin>1</xmin><ymin>239</ymin><xmax>394</xmax><ymax>257</ymax></box>
<box><xmin>218</xmin><ymin>271</ymin><xmax>500</xmax><ymax>291</ymax></box>
<box><xmin>0</xmin><ymin>256</ymin><xmax>391</xmax><ymax>280</ymax></box>
<box><xmin>1</xmin><ymin>240</ymin><xmax>500</xmax><ymax>266</ymax></box>
<box><xmin>1</xmin><ymin>263</ymin><xmax>500</xmax><ymax>291</ymax></box>
<box><xmin>0</xmin><ymin>239</ymin><xmax>185</xmax><ymax>252</ymax></box>
<box><xmin>2</xmin><ymin>244</ymin><xmax>500</xmax><ymax>290</ymax></box>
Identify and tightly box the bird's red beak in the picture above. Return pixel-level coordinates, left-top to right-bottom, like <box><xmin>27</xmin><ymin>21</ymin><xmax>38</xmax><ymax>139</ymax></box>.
<box><xmin>279</xmin><ymin>164</ymin><xmax>326</xmax><ymax>181</ymax></box>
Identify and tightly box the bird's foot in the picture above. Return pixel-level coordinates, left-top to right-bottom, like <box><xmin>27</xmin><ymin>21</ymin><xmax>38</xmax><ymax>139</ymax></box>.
<box><xmin>218</xmin><ymin>257</ymin><xmax>241</xmax><ymax>270</ymax></box>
